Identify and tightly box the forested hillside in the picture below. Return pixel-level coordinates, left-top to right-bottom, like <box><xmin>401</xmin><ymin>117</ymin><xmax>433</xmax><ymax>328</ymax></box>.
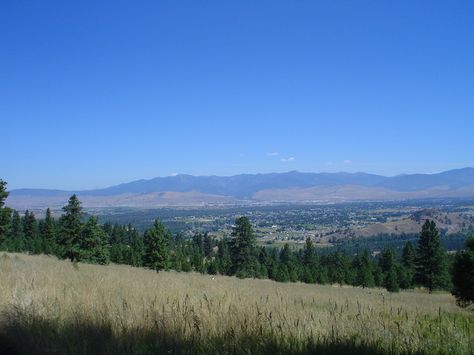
<box><xmin>2</xmin><ymin>179</ymin><xmax>473</xmax><ymax>299</ymax></box>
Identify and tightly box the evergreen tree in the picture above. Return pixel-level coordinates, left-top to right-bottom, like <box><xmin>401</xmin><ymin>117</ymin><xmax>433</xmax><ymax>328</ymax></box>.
<box><xmin>203</xmin><ymin>233</ymin><xmax>213</xmax><ymax>257</ymax></box>
<box><xmin>0</xmin><ymin>179</ymin><xmax>10</xmax><ymax>246</ymax></box>
<box><xmin>266</xmin><ymin>248</ymin><xmax>279</xmax><ymax>280</ymax></box>
<box><xmin>257</xmin><ymin>260</ymin><xmax>269</xmax><ymax>279</ymax></box>
<box><xmin>128</xmin><ymin>225</ymin><xmax>144</xmax><ymax>267</ymax></box>
<box><xmin>373</xmin><ymin>265</ymin><xmax>384</xmax><ymax>288</ymax></box>
<box><xmin>10</xmin><ymin>210</ymin><xmax>22</xmax><ymax>238</ymax></box>
<box><xmin>415</xmin><ymin>220</ymin><xmax>450</xmax><ymax>292</ymax></box>
<box><xmin>451</xmin><ymin>236</ymin><xmax>474</xmax><ymax>307</ymax></box>
<box><xmin>108</xmin><ymin>225</ymin><xmax>129</xmax><ymax>264</ymax></box>
<box><xmin>180</xmin><ymin>250</ymin><xmax>192</xmax><ymax>272</ymax></box>
<box><xmin>402</xmin><ymin>241</ymin><xmax>416</xmax><ymax>268</ymax></box>
<box><xmin>385</xmin><ymin>267</ymin><xmax>400</xmax><ymax>292</ymax></box>
<box><xmin>279</xmin><ymin>244</ymin><xmax>298</xmax><ymax>282</ymax></box>
<box><xmin>217</xmin><ymin>239</ymin><xmax>232</xmax><ymax>275</ymax></box>
<box><xmin>325</xmin><ymin>251</ymin><xmax>352</xmax><ymax>285</ymax></box>
<box><xmin>58</xmin><ymin>195</ymin><xmax>84</xmax><ymax>261</ymax></box>
<box><xmin>302</xmin><ymin>237</ymin><xmax>316</xmax><ymax>267</ymax></box>
<box><xmin>191</xmin><ymin>247</ymin><xmax>205</xmax><ymax>273</ymax></box>
<box><xmin>192</xmin><ymin>233</ymin><xmax>204</xmax><ymax>255</ymax></box>
<box><xmin>206</xmin><ymin>259</ymin><xmax>219</xmax><ymax>275</ymax></box>
<box><xmin>289</xmin><ymin>267</ymin><xmax>299</xmax><ymax>283</ymax></box>
<box><xmin>274</xmin><ymin>264</ymin><xmax>290</xmax><ymax>282</ymax></box>
<box><xmin>80</xmin><ymin>216</ymin><xmax>110</xmax><ymax>264</ymax></box>
<box><xmin>258</xmin><ymin>246</ymin><xmax>268</xmax><ymax>267</ymax></box>
<box><xmin>279</xmin><ymin>243</ymin><xmax>292</xmax><ymax>266</ymax></box>
<box><xmin>8</xmin><ymin>210</ymin><xmax>24</xmax><ymax>251</ymax></box>
<box><xmin>102</xmin><ymin>222</ymin><xmax>113</xmax><ymax>236</ymax></box>
<box><xmin>255</xmin><ymin>247</ymin><xmax>268</xmax><ymax>278</ymax></box>
<box><xmin>39</xmin><ymin>208</ymin><xmax>56</xmax><ymax>254</ymax></box>
<box><xmin>23</xmin><ymin>210</ymin><xmax>40</xmax><ymax>253</ymax></box>
<box><xmin>230</xmin><ymin>217</ymin><xmax>257</xmax><ymax>277</ymax></box>
<box><xmin>170</xmin><ymin>248</ymin><xmax>184</xmax><ymax>272</ymax></box>
<box><xmin>318</xmin><ymin>265</ymin><xmax>329</xmax><ymax>284</ymax></box>
<box><xmin>379</xmin><ymin>248</ymin><xmax>399</xmax><ymax>292</ymax></box>
<box><xmin>0</xmin><ymin>180</ymin><xmax>8</xmax><ymax>206</ymax></box>
<box><xmin>23</xmin><ymin>210</ymin><xmax>38</xmax><ymax>239</ymax></box>
<box><xmin>400</xmin><ymin>241</ymin><xmax>416</xmax><ymax>288</ymax></box>
<box><xmin>353</xmin><ymin>250</ymin><xmax>375</xmax><ymax>288</ymax></box>
<box><xmin>302</xmin><ymin>237</ymin><xmax>318</xmax><ymax>283</ymax></box>
<box><xmin>143</xmin><ymin>219</ymin><xmax>170</xmax><ymax>272</ymax></box>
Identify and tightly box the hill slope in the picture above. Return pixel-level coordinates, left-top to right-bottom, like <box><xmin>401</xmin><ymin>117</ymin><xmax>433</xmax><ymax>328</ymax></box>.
<box><xmin>0</xmin><ymin>253</ymin><xmax>471</xmax><ymax>354</ymax></box>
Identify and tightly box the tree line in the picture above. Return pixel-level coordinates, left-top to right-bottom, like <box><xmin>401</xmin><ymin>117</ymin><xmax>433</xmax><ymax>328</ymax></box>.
<box><xmin>0</xmin><ymin>179</ymin><xmax>472</xmax><ymax>306</ymax></box>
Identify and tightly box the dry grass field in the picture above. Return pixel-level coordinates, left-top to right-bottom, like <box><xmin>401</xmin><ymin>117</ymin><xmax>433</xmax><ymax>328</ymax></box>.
<box><xmin>0</xmin><ymin>253</ymin><xmax>472</xmax><ymax>354</ymax></box>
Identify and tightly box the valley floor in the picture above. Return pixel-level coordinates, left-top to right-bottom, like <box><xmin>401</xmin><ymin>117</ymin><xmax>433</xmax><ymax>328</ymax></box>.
<box><xmin>0</xmin><ymin>253</ymin><xmax>472</xmax><ymax>354</ymax></box>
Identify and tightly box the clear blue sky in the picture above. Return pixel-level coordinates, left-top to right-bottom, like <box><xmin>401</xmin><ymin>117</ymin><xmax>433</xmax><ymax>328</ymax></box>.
<box><xmin>1</xmin><ymin>1</ymin><xmax>473</xmax><ymax>190</ymax></box>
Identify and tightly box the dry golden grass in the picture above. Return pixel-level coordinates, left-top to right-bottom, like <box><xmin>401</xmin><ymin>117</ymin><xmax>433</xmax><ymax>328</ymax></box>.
<box><xmin>0</xmin><ymin>252</ymin><xmax>473</xmax><ymax>354</ymax></box>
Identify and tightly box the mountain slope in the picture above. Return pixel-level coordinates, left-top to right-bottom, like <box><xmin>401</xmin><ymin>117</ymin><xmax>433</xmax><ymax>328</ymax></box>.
<box><xmin>7</xmin><ymin>168</ymin><xmax>474</xmax><ymax>208</ymax></box>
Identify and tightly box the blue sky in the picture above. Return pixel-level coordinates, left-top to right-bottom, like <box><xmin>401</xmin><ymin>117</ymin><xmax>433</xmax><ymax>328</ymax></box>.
<box><xmin>1</xmin><ymin>1</ymin><xmax>473</xmax><ymax>190</ymax></box>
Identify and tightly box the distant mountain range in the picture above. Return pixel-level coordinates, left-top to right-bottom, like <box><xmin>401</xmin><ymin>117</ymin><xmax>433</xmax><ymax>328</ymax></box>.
<box><xmin>7</xmin><ymin>168</ymin><xmax>474</xmax><ymax>209</ymax></box>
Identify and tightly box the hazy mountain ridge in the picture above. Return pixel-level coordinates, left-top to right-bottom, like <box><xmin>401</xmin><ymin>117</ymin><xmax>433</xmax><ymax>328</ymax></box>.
<box><xmin>7</xmin><ymin>168</ymin><xmax>474</xmax><ymax>208</ymax></box>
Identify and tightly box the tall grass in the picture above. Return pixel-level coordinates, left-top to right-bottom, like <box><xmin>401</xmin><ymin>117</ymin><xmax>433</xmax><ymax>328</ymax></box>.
<box><xmin>0</xmin><ymin>253</ymin><xmax>472</xmax><ymax>354</ymax></box>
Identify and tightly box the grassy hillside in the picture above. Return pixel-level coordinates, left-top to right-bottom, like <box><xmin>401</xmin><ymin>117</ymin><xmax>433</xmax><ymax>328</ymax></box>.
<box><xmin>0</xmin><ymin>253</ymin><xmax>472</xmax><ymax>354</ymax></box>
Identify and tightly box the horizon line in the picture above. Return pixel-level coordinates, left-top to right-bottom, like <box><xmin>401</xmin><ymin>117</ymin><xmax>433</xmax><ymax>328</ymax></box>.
<box><xmin>7</xmin><ymin>166</ymin><xmax>473</xmax><ymax>192</ymax></box>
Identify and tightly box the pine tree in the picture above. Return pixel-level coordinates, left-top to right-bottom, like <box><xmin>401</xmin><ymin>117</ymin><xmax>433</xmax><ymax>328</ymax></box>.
<box><xmin>203</xmin><ymin>233</ymin><xmax>213</xmax><ymax>257</ymax></box>
<box><xmin>279</xmin><ymin>244</ymin><xmax>298</xmax><ymax>282</ymax></box>
<box><xmin>109</xmin><ymin>224</ymin><xmax>129</xmax><ymax>264</ymax></box>
<box><xmin>191</xmin><ymin>247</ymin><xmax>205</xmax><ymax>273</ymax></box>
<box><xmin>451</xmin><ymin>236</ymin><xmax>474</xmax><ymax>307</ymax></box>
<box><xmin>8</xmin><ymin>210</ymin><xmax>23</xmax><ymax>251</ymax></box>
<box><xmin>257</xmin><ymin>247</ymin><xmax>270</xmax><ymax>278</ymax></box>
<box><xmin>326</xmin><ymin>251</ymin><xmax>352</xmax><ymax>285</ymax></box>
<box><xmin>402</xmin><ymin>241</ymin><xmax>416</xmax><ymax>268</ymax></box>
<box><xmin>0</xmin><ymin>179</ymin><xmax>11</xmax><ymax>246</ymax></box>
<box><xmin>379</xmin><ymin>248</ymin><xmax>399</xmax><ymax>292</ymax></box>
<box><xmin>23</xmin><ymin>210</ymin><xmax>40</xmax><ymax>253</ymax></box>
<box><xmin>206</xmin><ymin>259</ymin><xmax>219</xmax><ymax>275</ymax></box>
<box><xmin>258</xmin><ymin>246</ymin><xmax>268</xmax><ymax>266</ymax></box>
<box><xmin>279</xmin><ymin>243</ymin><xmax>292</xmax><ymax>266</ymax></box>
<box><xmin>266</xmin><ymin>248</ymin><xmax>279</xmax><ymax>280</ymax></box>
<box><xmin>353</xmin><ymin>250</ymin><xmax>375</xmax><ymax>288</ymax></box>
<box><xmin>58</xmin><ymin>195</ymin><xmax>84</xmax><ymax>261</ymax></box>
<box><xmin>415</xmin><ymin>220</ymin><xmax>450</xmax><ymax>292</ymax></box>
<box><xmin>302</xmin><ymin>237</ymin><xmax>316</xmax><ymax>267</ymax></box>
<box><xmin>192</xmin><ymin>233</ymin><xmax>204</xmax><ymax>255</ymax></box>
<box><xmin>318</xmin><ymin>265</ymin><xmax>329</xmax><ymax>284</ymax></box>
<box><xmin>385</xmin><ymin>267</ymin><xmax>400</xmax><ymax>292</ymax></box>
<box><xmin>274</xmin><ymin>264</ymin><xmax>290</xmax><ymax>282</ymax></box>
<box><xmin>230</xmin><ymin>217</ymin><xmax>257</xmax><ymax>277</ymax></box>
<box><xmin>302</xmin><ymin>238</ymin><xmax>318</xmax><ymax>283</ymax></box>
<box><xmin>23</xmin><ymin>210</ymin><xmax>38</xmax><ymax>239</ymax></box>
<box><xmin>400</xmin><ymin>241</ymin><xmax>416</xmax><ymax>288</ymax></box>
<box><xmin>128</xmin><ymin>225</ymin><xmax>144</xmax><ymax>267</ymax></box>
<box><xmin>0</xmin><ymin>180</ymin><xmax>8</xmax><ymax>207</ymax></box>
<box><xmin>80</xmin><ymin>217</ymin><xmax>110</xmax><ymax>264</ymax></box>
<box><xmin>40</xmin><ymin>208</ymin><xmax>56</xmax><ymax>254</ymax></box>
<box><xmin>144</xmin><ymin>219</ymin><xmax>170</xmax><ymax>272</ymax></box>
<box><xmin>217</xmin><ymin>239</ymin><xmax>232</xmax><ymax>275</ymax></box>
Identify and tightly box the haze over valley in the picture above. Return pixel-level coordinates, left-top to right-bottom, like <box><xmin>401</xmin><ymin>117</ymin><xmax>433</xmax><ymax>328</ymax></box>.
<box><xmin>7</xmin><ymin>168</ymin><xmax>474</xmax><ymax>209</ymax></box>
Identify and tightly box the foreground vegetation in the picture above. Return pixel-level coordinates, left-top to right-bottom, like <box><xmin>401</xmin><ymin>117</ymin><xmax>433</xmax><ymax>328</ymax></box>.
<box><xmin>0</xmin><ymin>253</ymin><xmax>473</xmax><ymax>354</ymax></box>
